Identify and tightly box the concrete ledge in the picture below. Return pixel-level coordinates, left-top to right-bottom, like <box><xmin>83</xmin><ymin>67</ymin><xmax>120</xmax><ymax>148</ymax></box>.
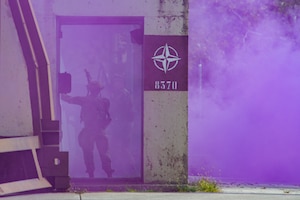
<box><xmin>70</xmin><ymin>179</ymin><xmax>182</xmax><ymax>192</ymax></box>
<box><xmin>222</xmin><ymin>186</ymin><xmax>300</xmax><ymax>195</ymax></box>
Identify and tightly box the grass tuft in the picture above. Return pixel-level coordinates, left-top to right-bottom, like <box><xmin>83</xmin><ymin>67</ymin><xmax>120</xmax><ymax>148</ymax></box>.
<box><xmin>197</xmin><ymin>178</ymin><xmax>220</xmax><ymax>193</ymax></box>
<box><xmin>178</xmin><ymin>178</ymin><xmax>220</xmax><ymax>193</ymax></box>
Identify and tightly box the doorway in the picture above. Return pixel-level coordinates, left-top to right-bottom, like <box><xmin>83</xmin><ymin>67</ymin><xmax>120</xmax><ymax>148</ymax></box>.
<box><xmin>57</xmin><ymin>17</ymin><xmax>143</xmax><ymax>182</ymax></box>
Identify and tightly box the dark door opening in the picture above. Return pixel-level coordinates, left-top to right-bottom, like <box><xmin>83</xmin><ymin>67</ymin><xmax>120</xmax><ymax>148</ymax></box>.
<box><xmin>57</xmin><ymin>17</ymin><xmax>143</xmax><ymax>183</ymax></box>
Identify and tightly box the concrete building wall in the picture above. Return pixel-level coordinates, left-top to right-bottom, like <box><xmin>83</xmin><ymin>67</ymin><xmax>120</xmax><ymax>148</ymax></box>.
<box><xmin>31</xmin><ymin>0</ymin><xmax>188</xmax><ymax>184</ymax></box>
<box><xmin>0</xmin><ymin>0</ymin><xmax>33</xmax><ymax>137</ymax></box>
<box><xmin>144</xmin><ymin>92</ymin><xmax>188</xmax><ymax>183</ymax></box>
<box><xmin>142</xmin><ymin>0</ymin><xmax>188</xmax><ymax>184</ymax></box>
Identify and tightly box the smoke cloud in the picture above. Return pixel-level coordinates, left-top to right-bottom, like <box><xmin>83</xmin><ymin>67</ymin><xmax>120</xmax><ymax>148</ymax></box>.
<box><xmin>189</xmin><ymin>0</ymin><xmax>300</xmax><ymax>185</ymax></box>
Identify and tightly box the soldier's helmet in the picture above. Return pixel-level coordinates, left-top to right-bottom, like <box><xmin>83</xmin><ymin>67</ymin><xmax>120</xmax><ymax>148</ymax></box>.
<box><xmin>87</xmin><ymin>81</ymin><xmax>103</xmax><ymax>93</ymax></box>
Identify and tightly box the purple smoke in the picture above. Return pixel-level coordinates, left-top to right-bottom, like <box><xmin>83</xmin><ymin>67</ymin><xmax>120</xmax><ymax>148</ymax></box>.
<box><xmin>189</xmin><ymin>0</ymin><xmax>300</xmax><ymax>185</ymax></box>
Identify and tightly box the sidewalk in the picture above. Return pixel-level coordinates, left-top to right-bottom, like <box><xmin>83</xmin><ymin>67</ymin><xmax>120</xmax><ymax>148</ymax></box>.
<box><xmin>2</xmin><ymin>186</ymin><xmax>300</xmax><ymax>200</ymax></box>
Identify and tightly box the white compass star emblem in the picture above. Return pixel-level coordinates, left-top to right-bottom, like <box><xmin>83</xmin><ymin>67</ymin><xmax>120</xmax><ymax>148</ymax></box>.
<box><xmin>152</xmin><ymin>43</ymin><xmax>181</xmax><ymax>74</ymax></box>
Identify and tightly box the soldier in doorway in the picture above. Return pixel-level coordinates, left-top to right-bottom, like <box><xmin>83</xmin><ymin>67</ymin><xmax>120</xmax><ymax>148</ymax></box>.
<box><xmin>61</xmin><ymin>81</ymin><xmax>114</xmax><ymax>178</ymax></box>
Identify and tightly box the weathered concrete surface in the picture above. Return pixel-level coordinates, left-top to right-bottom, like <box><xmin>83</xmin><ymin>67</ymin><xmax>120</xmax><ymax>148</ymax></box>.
<box><xmin>142</xmin><ymin>0</ymin><xmax>188</xmax><ymax>184</ymax></box>
<box><xmin>0</xmin><ymin>0</ymin><xmax>33</xmax><ymax>136</ymax></box>
<box><xmin>51</xmin><ymin>0</ymin><xmax>188</xmax><ymax>36</ymax></box>
<box><xmin>144</xmin><ymin>92</ymin><xmax>188</xmax><ymax>184</ymax></box>
<box><xmin>146</xmin><ymin>0</ymin><xmax>188</xmax><ymax>35</ymax></box>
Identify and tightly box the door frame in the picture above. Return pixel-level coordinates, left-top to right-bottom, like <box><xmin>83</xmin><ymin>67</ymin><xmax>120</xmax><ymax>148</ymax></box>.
<box><xmin>56</xmin><ymin>16</ymin><xmax>144</xmax><ymax>183</ymax></box>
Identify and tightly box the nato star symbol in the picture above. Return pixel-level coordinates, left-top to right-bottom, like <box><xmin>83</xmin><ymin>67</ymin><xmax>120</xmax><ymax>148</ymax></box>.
<box><xmin>152</xmin><ymin>43</ymin><xmax>181</xmax><ymax>73</ymax></box>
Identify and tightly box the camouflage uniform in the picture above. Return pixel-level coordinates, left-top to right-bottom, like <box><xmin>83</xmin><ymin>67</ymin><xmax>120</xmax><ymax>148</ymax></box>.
<box><xmin>62</xmin><ymin>82</ymin><xmax>114</xmax><ymax>178</ymax></box>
